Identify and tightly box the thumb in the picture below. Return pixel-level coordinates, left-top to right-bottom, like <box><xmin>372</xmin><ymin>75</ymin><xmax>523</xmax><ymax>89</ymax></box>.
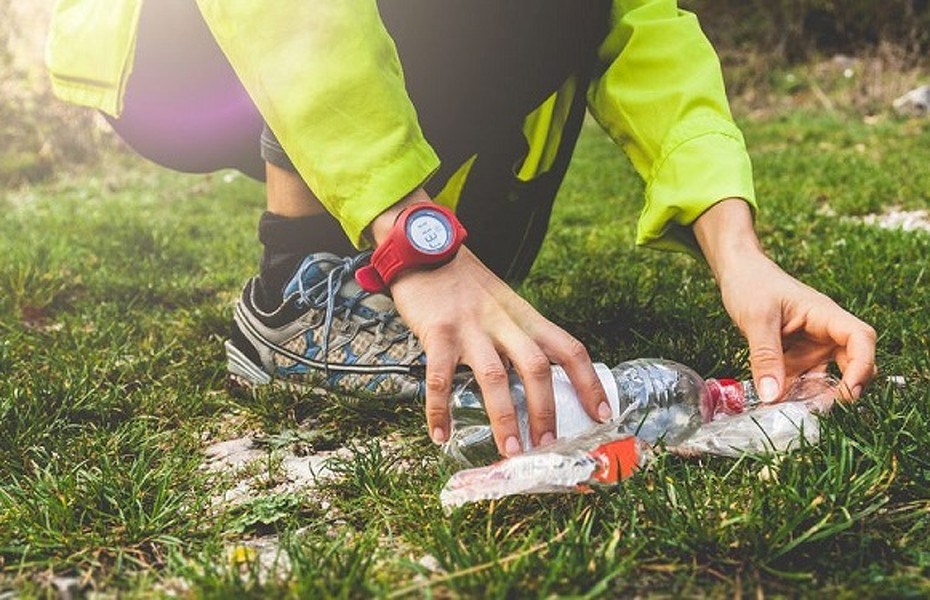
<box><xmin>745</xmin><ymin>318</ymin><xmax>786</xmax><ymax>404</ymax></box>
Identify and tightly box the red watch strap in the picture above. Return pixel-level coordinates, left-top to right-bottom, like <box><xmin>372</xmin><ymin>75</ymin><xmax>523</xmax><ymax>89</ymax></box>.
<box><xmin>367</xmin><ymin>230</ymin><xmax>407</xmax><ymax>286</ymax></box>
<box><xmin>355</xmin><ymin>263</ymin><xmax>385</xmax><ymax>293</ymax></box>
<box><xmin>356</xmin><ymin>220</ymin><xmax>407</xmax><ymax>293</ymax></box>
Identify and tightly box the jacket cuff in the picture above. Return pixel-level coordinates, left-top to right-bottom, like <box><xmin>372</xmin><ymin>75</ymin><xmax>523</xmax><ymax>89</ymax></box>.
<box><xmin>636</xmin><ymin>116</ymin><xmax>757</xmax><ymax>255</ymax></box>
<box><xmin>337</xmin><ymin>142</ymin><xmax>441</xmax><ymax>248</ymax></box>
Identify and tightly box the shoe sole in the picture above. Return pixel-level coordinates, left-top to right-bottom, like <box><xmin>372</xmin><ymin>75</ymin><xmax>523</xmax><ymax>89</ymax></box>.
<box><xmin>225</xmin><ymin>340</ymin><xmax>272</xmax><ymax>386</ymax></box>
<box><xmin>225</xmin><ymin>339</ymin><xmax>326</xmax><ymax>389</ymax></box>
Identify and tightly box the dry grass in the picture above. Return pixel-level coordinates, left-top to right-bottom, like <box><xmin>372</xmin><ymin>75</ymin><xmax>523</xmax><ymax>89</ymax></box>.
<box><xmin>0</xmin><ymin>1</ymin><xmax>117</xmax><ymax>186</ymax></box>
<box><xmin>723</xmin><ymin>43</ymin><xmax>929</xmax><ymax>119</ymax></box>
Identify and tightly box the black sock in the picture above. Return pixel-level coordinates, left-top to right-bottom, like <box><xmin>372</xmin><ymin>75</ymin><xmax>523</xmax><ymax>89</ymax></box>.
<box><xmin>255</xmin><ymin>211</ymin><xmax>356</xmax><ymax>311</ymax></box>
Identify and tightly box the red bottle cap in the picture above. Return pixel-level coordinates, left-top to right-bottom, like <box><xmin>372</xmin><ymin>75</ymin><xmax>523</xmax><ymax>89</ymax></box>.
<box><xmin>704</xmin><ymin>378</ymin><xmax>747</xmax><ymax>418</ymax></box>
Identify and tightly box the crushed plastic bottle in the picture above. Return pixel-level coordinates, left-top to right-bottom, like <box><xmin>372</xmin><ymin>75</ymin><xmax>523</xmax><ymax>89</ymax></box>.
<box><xmin>440</xmin><ymin>367</ymin><xmax>841</xmax><ymax>509</ymax></box>
<box><xmin>440</xmin><ymin>432</ymin><xmax>652</xmax><ymax>510</ymax></box>
<box><xmin>442</xmin><ymin>358</ymin><xmax>840</xmax><ymax>468</ymax></box>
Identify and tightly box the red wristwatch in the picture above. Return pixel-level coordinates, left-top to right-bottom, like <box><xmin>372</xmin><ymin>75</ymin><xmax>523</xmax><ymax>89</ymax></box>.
<box><xmin>355</xmin><ymin>203</ymin><xmax>468</xmax><ymax>293</ymax></box>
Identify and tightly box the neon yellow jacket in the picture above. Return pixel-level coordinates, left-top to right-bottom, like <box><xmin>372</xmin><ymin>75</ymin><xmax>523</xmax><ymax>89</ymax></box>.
<box><xmin>46</xmin><ymin>0</ymin><xmax>756</xmax><ymax>252</ymax></box>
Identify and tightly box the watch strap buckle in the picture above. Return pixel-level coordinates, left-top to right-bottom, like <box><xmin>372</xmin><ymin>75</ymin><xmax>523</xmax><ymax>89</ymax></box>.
<box><xmin>355</xmin><ymin>264</ymin><xmax>387</xmax><ymax>293</ymax></box>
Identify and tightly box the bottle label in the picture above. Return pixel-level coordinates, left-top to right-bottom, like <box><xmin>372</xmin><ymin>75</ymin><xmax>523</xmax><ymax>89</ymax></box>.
<box><xmin>551</xmin><ymin>363</ymin><xmax>620</xmax><ymax>439</ymax></box>
<box><xmin>590</xmin><ymin>436</ymin><xmax>643</xmax><ymax>484</ymax></box>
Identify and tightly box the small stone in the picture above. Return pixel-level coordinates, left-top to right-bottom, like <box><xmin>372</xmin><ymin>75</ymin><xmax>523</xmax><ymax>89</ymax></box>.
<box><xmin>418</xmin><ymin>553</ymin><xmax>445</xmax><ymax>574</ymax></box>
<box><xmin>49</xmin><ymin>576</ymin><xmax>83</xmax><ymax>600</ymax></box>
<box><xmin>860</xmin><ymin>208</ymin><xmax>930</xmax><ymax>233</ymax></box>
<box><xmin>758</xmin><ymin>465</ymin><xmax>779</xmax><ymax>482</ymax></box>
<box><xmin>886</xmin><ymin>375</ymin><xmax>907</xmax><ymax>389</ymax></box>
<box><xmin>893</xmin><ymin>85</ymin><xmax>930</xmax><ymax>117</ymax></box>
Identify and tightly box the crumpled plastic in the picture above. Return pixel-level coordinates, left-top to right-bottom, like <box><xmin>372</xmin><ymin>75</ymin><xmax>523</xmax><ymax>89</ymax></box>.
<box><xmin>440</xmin><ymin>392</ymin><xmax>834</xmax><ymax>510</ymax></box>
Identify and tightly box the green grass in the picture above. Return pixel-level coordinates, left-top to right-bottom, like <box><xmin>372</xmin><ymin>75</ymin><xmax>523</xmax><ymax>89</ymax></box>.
<box><xmin>1</xmin><ymin>112</ymin><xmax>929</xmax><ymax>598</ymax></box>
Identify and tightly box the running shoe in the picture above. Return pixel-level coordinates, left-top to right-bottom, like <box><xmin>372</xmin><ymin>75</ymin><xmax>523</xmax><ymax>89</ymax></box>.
<box><xmin>226</xmin><ymin>252</ymin><xmax>425</xmax><ymax>399</ymax></box>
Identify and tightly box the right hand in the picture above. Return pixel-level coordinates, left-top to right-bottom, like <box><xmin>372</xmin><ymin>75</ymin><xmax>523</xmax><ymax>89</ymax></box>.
<box><xmin>372</xmin><ymin>191</ymin><xmax>610</xmax><ymax>457</ymax></box>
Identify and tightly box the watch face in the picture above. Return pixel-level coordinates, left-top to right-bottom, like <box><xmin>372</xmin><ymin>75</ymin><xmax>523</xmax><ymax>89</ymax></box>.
<box><xmin>406</xmin><ymin>208</ymin><xmax>453</xmax><ymax>255</ymax></box>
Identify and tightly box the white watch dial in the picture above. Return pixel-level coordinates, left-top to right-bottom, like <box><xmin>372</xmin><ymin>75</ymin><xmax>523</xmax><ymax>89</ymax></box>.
<box><xmin>407</xmin><ymin>209</ymin><xmax>452</xmax><ymax>254</ymax></box>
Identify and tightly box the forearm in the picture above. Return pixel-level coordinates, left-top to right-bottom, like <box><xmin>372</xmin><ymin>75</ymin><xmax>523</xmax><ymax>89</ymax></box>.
<box><xmin>692</xmin><ymin>198</ymin><xmax>767</xmax><ymax>282</ymax></box>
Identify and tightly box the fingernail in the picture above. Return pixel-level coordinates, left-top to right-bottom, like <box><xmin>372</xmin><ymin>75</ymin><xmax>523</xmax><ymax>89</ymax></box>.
<box><xmin>759</xmin><ymin>376</ymin><xmax>780</xmax><ymax>403</ymax></box>
<box><xmin>597</xmin><ymin>401</ymin><xmax>612</xmax><ymax>422</ymax></box>
<box><xmin>432</xmin><ymin>427</ymin><xmax>446</xmax><ymax>444</ymax></box>
<box><xmin>539</xmin><ymin>431</ymin><xmax>555</xmax><ymax>447</ymax></box>
<box><xmin>504</xmin><ymin>436</ymin><xmax>522</xmax><ymax>457</ymax></box>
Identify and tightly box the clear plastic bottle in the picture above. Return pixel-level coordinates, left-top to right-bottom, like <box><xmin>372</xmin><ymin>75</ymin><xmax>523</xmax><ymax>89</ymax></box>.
<box><xmin>442</xmin><ymin>358</ymin><xmax>838</xmax><ymax>468</ymax></box>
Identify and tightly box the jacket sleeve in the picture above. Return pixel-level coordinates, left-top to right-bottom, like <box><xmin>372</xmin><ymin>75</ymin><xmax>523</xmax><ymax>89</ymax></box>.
<box><xmin>46</xmin><ymin>0</ymin><xmax>143</xmax><ymax>117</ymax></box>
<box><xmin>195</xmin><ymin>0</ymin><xmax>440</xmax><ymax>247</ymax></box>
<box><xmin>587</xmin><ymin>0</ymin><xmax>757</xmax><ymax>254</ymax></box>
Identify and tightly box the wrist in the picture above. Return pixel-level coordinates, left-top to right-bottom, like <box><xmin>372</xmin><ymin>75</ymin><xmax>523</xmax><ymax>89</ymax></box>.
<box><xmin>356</xmin><ymin>196</ymin><xmax>468</xmax><ymax>293</ymax></box>
<box><xmin>368</xmin><ymin>187</ymin><xmax>432</xmax><ymax>247</ymax></box>
<box><xmin>693</xmin><ymin>198</ymin><xmax>766</xmax><ymax>280</ymax></box>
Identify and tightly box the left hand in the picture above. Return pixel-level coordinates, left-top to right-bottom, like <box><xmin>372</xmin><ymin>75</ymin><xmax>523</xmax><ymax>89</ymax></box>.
<box><xmin>694</xmin><ymin>200</ymin><xmax>877</xmax><ymax>401</ymax></box>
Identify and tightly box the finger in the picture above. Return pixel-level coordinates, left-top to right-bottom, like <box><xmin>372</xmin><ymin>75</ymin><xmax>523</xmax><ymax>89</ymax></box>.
<box><xmin>464</xmin><ymin>343</ymin><xmax>523</xmax><ymax>457</ymax></box>
<box><xmin>498</xmin><ymin>331</ymin><xmax>556</xmax><ymax>447</ymax></box>
<box><xmin>744</xmin><ymin>310</ymin><xmax>786</xmax><ymax>403</ymax></box>
<box><xmin>423</xmin><ymin>341</ymin><xmax>459</xmax><ymax>445</ymax></box>
<box><xmin>535</xmin><ymin>326</ymin><xmax>610</xmax><ymax>423</ymax></box>
<box><xmin>833</xmin><ymin>320</ymin><xmax>877</xmax><ymax>399</ymax></box>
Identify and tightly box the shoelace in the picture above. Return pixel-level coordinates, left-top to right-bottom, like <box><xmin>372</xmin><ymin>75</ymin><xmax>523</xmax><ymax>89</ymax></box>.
<box><xmin>293</xmin><ymin>252</ymin><xmax>410</xmax><ymax>374</ymax></box>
